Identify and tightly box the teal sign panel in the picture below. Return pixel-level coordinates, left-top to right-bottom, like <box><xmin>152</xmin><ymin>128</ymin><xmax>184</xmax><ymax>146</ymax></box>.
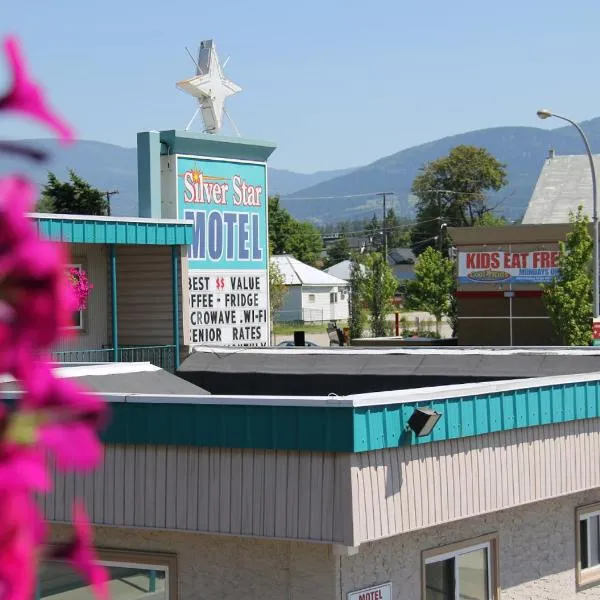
<box><xmin>177</xmin><ymin>156</ymin><xmax>267</xmax><ymax>271</ymax></box>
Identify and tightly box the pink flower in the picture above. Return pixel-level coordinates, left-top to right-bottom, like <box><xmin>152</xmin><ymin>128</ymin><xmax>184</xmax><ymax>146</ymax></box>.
<box><xmin>68</xmin><ymin>268</ymin><xmax>93</xmax><ymax>311</ymax></box>
<box><xmin>3</xmin><ymin>238</ymin><xmax>78</xmax><ymax>354</ymax></box>
<box><xmin>0</xmin><ymin>407</ymin><xmax>49</xmax><ymax>491</ymax></box>
<box><xmin>15</xmin><ymin>365</ymin><xmax>107</xmax><ymax>470</ymax></box>
<box><xmin>0</xmin><ymin>37</ymin><xmax>73</xmax><ymax>143</ymax></box>
<box><xmin>51</xmin><ymin>503</ymin><xmax>108</xmax><ymax>600</ymax></box>
<box><xmin>0</xmin><ymin>491</ymin><xmax>40</xmax><ymax>600</ymax></box>
<box><xmin>0</xmin><ymin>177</ymin><xmax>37</xmax><ymax>253</ymax></box>
<box><xmin>0</xmin><ymin>444</ymin><xmax>50</xmax><ymax>492</ymax></box>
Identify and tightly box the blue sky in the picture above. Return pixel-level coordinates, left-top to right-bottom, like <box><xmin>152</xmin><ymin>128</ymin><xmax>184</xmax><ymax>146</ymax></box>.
<box><xmin>2</xmin><ymin>0</ymin><xmax>600</xmax><ymax>172</ymax></box>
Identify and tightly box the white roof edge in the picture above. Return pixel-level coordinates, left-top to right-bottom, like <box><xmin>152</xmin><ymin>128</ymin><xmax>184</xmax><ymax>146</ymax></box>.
<box><xmin>0</xmin><ymin>362</ymin><xmax>161</xmax><ymax>384</ymax></box>
<box><xmin>347</xmin><ymin>370</ymin><xmax>600</xmax><ymax>407</ymax></box>
<box><xmin>29</xmin><ymin>212</ymin><xmax>194</xmax><ymax>226</ymax></box>
<box><xmin>191</xmin><ymin>345</ymin><xmax>600</xmax><ymax>356</ymax></box>
<box><xmin>42</xmin><ymin>370</ymin><xmax>600</xmax><ymax>408</ymax></box>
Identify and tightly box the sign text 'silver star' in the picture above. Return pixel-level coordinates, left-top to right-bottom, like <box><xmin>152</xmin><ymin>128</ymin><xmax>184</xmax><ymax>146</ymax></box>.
<box><xmin>176</xmin><ymin>40</ymin><xmax>241</xmax><ymax>134</ymax></box>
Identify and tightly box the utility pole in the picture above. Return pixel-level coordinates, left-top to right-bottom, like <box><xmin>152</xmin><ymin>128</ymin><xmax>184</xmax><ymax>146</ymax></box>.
<box><xmin>376</xmin><ymin>192</ymin><xmax>394</xmax><ymax>258</ymax></box>
<box><xmin>104</xmin><ymin>189</ymin><xmax>119</xmax><ymax>217</ymax></box>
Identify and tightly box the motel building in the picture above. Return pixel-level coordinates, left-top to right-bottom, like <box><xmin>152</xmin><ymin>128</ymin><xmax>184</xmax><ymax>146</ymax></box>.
<box><xmin>33</xmin><ymin>347</ymin><xmax>600</xmax><ymax>600</ymax></box>
<box><xmin>34</xmin><ymin>211</ymin><xmax>194</xmax><ymax>371</ymax></box>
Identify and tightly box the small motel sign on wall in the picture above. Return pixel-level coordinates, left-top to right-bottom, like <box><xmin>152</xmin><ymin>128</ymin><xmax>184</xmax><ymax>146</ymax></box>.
<box><xmin>348</xmin><ymin>582</ymin><xmax>392</xmax><ymax>600</ymax></box>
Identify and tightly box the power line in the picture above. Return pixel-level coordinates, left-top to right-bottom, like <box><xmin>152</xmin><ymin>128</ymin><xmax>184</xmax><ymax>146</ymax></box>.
<box><xmin>278</xmin><ymin>191</ymin><xmax>386</xmax><ymax>201</ymax></box>
<box><xmin>320</xmin><ymin>215</ymin><xmax>445</xmax><ymax>239</ymax></box>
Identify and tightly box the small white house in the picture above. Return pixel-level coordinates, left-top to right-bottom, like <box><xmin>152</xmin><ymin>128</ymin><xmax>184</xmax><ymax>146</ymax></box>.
<box><xmin>272</xmin><ymin>255</ymin><xmax>349</xmax><ymax>323</ymax></box>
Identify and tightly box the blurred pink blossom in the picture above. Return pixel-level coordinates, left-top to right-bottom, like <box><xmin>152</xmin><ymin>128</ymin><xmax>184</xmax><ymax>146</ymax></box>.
<box><xmin>0</xmin><ymin>37</ymin><xmax>73</xmax><ymax>143</ymax></box>
<box><xmin>0</xmin><ymin>34</ymin><xmax>107</xmax><ymax>600</ymax></box>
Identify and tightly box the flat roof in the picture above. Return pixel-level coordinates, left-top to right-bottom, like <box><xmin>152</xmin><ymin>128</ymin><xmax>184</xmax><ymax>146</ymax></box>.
<box><xmin>1</xmin><ymin>362</ymin><xmax>210</xmax><ymax>396</ymax></box>
<box><xmin>177</xmin><ymin>346</ymin><xmax>600</xmax><ymax>396</ymax></box>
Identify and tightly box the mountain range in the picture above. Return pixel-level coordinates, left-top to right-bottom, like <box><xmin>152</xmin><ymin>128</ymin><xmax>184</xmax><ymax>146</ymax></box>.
<box><xmin>4</xmin><ymin>118</ymin><xmax>600</xmax><ymax>224</ymax></box>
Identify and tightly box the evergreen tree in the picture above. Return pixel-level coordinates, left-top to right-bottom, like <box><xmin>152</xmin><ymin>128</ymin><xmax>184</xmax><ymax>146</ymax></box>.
<box><xmin>38</xmin><ymin>171</ymin><xmax>109</xmax><ymax>216</ymax></box>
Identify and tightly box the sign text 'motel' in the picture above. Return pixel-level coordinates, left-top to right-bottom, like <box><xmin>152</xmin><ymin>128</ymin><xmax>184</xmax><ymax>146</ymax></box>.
<box><xmin>177</xmin><ymin>155</ymin><xmax>269</xmax><ymax>347</ymax></box>
<box><xmin>347</xmin><ymin>582</ymin><xmax>392</xmax><ymax>600</ymax></box>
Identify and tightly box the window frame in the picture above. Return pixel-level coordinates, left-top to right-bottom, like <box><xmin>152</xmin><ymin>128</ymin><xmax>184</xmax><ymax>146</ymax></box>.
<box><xmin>421</xmin><ymin>533</ymin><xmax>499</xmax><ymax>600</ymax></box>
<box><xmin>66</xmin><ymin>262</ymin><xmax>85</xmax><ymax>331</ymax></box>
<box><xmin>576</xmin><ymin>502</ymin><xmax>600</xmax><ymax>588</ymax></box>
<box><xmin>41</xmin><ymin>547</ymin><xmax>178</xmax><ymax>600</ymax></box>
<box><xmin>308</xmin><ymin>293</ymin><xmax>316</xmax><ymax>303</ymax></box>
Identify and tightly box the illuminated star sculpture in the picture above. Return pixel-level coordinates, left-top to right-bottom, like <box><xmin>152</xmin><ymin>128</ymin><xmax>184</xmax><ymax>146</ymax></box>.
<box><xmin>176</xmin><ymin>40</ymin><xmax>242</xmax><ymax>135</ymax></box>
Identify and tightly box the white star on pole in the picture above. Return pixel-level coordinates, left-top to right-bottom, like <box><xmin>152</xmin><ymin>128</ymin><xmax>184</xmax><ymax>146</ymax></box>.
<box><xmin>176</xmin><ymin>40</ymin><xmax>242</xmax><ymax>134</ymax></box>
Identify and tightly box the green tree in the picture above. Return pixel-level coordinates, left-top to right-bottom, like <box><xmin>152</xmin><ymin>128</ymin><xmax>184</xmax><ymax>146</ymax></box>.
<box><xmin>268</xmin><ymin>196</ymin><xmax>293</xmax><ymax>254</ymax></box>
<box><xmin>38</xmin><ymin>171</ymin><xmax>109</xmax><ymax>215</ymax></box>
<box><xmin>348</xmin><ymin>255</ymin><xmax>367</xmax><ymax>339</ymax></box>
<box><xmin>474</xmin><ymin>212</ymin><xmax>508</xmax><ymax>227</ymax></box>
<box><xmin>285</xmin><ymin>221</ymin><xmax>323</xmax><ymax>265</ymax></box>
<box><xmin>542</xmin><ymin>206</ymin><xmax>592</xmax><ymax>346</ymax></box>
<box><xmin>325</xmin><ymin>231</ymin><xmax>351</xmax><ymax>267</ymax></box>
<box><xmin>410</xmin><ymin>145</ymin><xmax>508</xmax><ymax>254</ymax></box>
<box><xmin>268</xmin><ymin>196</ymin><xmax>323</xmax><ymax>265</ymax></box>
<box><xmin>405</xmin><ymin>247</ymin><xmax>455</xmax><ymax>334</ymax></box>
<box><xmin>383</xmin><ymin>207</ymin><xmax>411</xmax><ymax>249</ymax></box>
<box><xmin>268</xmin><ymin>258</ymin><xmax>288</xmax><ymax>329</ymax></box>
<box><xmin>363</xmin><ymin>252</ymin><xmax>397</xmax><ymax>337</ymax></box>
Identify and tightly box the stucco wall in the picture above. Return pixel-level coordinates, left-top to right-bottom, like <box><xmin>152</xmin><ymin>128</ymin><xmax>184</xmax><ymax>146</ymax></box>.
<box><xmin>341</xmin><ymin>489</ymin><xmax>600</xmax><ymax>599</ymax></box>
<box><xmin>50</xmin><ymin>524</ymin><xmax>337</xmax><ymax>600</ymax></box>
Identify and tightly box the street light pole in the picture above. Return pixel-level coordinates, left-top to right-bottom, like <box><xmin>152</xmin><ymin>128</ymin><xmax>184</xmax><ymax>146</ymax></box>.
<box><xmin>537</xmin><ymin>109</ymin><xmax>598</xmax><ymax>319</ymax></box>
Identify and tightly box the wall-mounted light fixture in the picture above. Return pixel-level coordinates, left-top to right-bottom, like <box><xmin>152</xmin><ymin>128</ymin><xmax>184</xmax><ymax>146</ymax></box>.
<box><xmin>407</xmin><ymin>407</ymin><xmax>442</xmax><ymax>437</ymax></box>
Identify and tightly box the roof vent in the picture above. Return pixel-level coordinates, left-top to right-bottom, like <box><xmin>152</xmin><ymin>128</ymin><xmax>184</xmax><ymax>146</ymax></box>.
<box><xmin>548</xmin><ymin>148</ymin><xmax>556</xmax><ymax>159</ymax></box>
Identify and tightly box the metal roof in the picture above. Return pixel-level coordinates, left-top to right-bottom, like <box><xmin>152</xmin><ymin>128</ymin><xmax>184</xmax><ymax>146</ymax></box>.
<box><xmin>272</xmin><ymin>255</ymin><xmax>348</xmax><ymax>286</ymax></box>
<box><xmin>523</xmin><ymin>154</ymin><xmax>600</xmax><ymax>224</ymax></box>
<box><xmin>31</xmin><ymin>213</ymin><xmax>193</xmax><ymax>245</ymax></box>
<box><xmin>324</xmin><ymin>259</ymin><xmax>366</xmax><ymax>281</ymax></box>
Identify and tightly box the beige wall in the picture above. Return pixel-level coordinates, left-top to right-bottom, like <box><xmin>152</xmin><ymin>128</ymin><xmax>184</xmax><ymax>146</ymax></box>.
<box><xmin>350</xmin><ymin>419</ymin><xmax>600</xmax><ymax>546</ymax></box>
<box><xmin>111</xmin><ymin>245</ymin><xmax>185</xmax><ymax>347</ymax></box>
<box><xmin>44</xmin><ymin>419</ymin><xmax>600</xmax><ymax>548</ymax></box>
<box><xmin>341</xmin><ymin>489</ymin><xmax>600</xmax><ymax>599</ymax></box>
<box><xmin>48</xmin><ymin>489</ymin><xmax>600</xmax><ymax>600</ymax></box>
<box><xmin>49</xmin><ymin>524</ymin><xmax>337</xmax><ymax>600</ymax></box>
<box><xmin>44</xmin><ymin>446</ymin><xmax>354</xmax><ymax>545</ymax></box>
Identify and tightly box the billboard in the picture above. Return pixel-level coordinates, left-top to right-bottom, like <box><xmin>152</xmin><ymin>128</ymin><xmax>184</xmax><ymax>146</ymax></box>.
<box><xmin>177</xmin><ymin>155</ymin><xmax>269</xmax><ymax>347</ymax></box>
<box><xmin>458</xmin><ymin>250</ymin><xmax>560</xmax><ymax>284</ymax></box>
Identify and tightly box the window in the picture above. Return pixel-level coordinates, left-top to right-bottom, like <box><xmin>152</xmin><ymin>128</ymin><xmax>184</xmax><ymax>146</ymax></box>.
<box><xmin>422</xmin><ymin>535</ymin><xmax>498</xmax><ymax>600</ymax></box>
<box><xmin>577</xmin><ymin>503</ymin><xmax>600</xmax><ymax>586</ymax></box>
<box><xmin>40</xmin><ymin>549</ymin><xmax>177</xmax><ymax>600</ymax></box>
<box><xmin>308</xmin><ymin>294</ymin><xmax>316</xmax><ymax>303</ymax></box>
<box><xmin>67</xmin><ymin>263</ymin><xmax>84</xmax><ymax>330</ymax></box>
<box><xmin>330</xmin><ymin>292</ymin><xmax>338</xmax><ymax>303</ymax></box>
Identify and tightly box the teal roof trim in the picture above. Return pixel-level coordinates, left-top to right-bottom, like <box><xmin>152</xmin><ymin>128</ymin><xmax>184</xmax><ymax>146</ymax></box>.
<box><xmin>33</xmin><ymin>216</ymin><xmax>193</xmax><ymax>245</ymax></box>
<box><xmin>103</xmin><ymin>403</ymin><xmax>355</xmax><ymax>451</ymax></box>
<box><xmin>159</xmin><ymin>130</ymin><xmax>277</xmax><ymax>163</ymax></box>
<box><xmin>100</xmin><ymin>376</ymin><xmax>600</xmax><ymax>452</ymax></box>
